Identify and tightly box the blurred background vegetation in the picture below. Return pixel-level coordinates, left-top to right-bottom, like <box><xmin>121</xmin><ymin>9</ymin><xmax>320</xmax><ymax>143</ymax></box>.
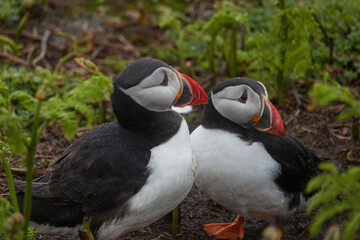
<box><xmin>1</xmin><ymin>0</ymin><xmax>359</xmax><ymax>239</ymax></box>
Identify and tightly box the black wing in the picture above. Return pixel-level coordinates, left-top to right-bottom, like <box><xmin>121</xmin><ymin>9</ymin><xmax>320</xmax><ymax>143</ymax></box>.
<box><xmin>17</xmin><ymin>121</ymin><xmax>151</xmax><ymax>213</ymax></box>
<box><xmin>253</xmin><ymin>131</ymin><xmax>325</xmax><ymax>195</ymax></box>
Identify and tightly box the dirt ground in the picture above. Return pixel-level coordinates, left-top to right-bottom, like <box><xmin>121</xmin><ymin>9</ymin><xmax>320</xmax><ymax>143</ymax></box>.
<box><xmin>1</xmin><ymin>1</ymin><xmax>360</xmax><ymax>239</ymax></box>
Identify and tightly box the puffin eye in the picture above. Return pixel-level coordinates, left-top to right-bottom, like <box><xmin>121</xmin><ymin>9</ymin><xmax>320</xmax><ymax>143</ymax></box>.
<box><xmin>160</xmin><ymin>74</ymin><xmax>169</xmax><ymax>86</ymax></box>
<box><xmin>239</xmin><ymin>90</ymin><xmax>247</xmax><ymax>103</ymax></box>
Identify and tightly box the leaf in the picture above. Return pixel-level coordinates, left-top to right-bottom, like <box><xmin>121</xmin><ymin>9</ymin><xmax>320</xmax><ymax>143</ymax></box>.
<box><xmin>342</xmin><ymin>211</ymin><xmax>360</xmax><ymax>240</ymax></box>
<box><xmin>58</xmin><ymin>116</ymin><xmax>78</xmax><ymax>139</ymax></box>
<box><xmin>64</xmin><ymin>101</ymin><xmax>94</xmax><ymax>128</ymax></box>
<box><xmin>309</xmin><ymin>202</ymin><xmax>349</xmax><ymax>236</ymax></box>
<box><xmin>318</xmin><ymin>162</ymin><xmax>339</xmax><ymax>174</ymax></box>
<box><xmin>305</xmin><ymin>174</ymin><xmax>328</xmax><ymax>193</ymax></box>
<box><xmin>306</xmin><ymin>189</ymin><xmax>338</xmax><ymax>213</ymax></box>
<box><xmin>0</xmin><ymin>108</ymin><xmax>28</xmax><ymax>154</ymax></box>
<box><xmin>9</xmin><ymin>91</ymin><xmax>36</xmax><ymax>112</ymax></box>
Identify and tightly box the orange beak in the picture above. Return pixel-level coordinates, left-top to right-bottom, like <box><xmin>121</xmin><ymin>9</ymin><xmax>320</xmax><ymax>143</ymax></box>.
<box><xmin>253</xmin><ymin>96</ymin><xmax>284</xmax><ymax>137</ymax></box>
<box><xmin>173</xmin><ymin>73</ymin><xmax>208</xmax><ymax>107</ymax></box>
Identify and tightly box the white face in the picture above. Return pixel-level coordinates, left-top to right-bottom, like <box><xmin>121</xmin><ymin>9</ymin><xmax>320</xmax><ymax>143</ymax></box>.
<box><xmin>118</xmin><ymin>67</ymin><xmax>181</xmax><ymax>112</ymax></box>
<box><xmin>212</xmin><ymin>84</ymin><xmax>266</xmax><ymax>126</ymax></box>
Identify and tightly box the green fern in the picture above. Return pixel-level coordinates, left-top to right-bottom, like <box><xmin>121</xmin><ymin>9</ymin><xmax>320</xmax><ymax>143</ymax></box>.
<box><xmin>0</xmin><ymin>64</ymin><xmax>113</xmax><ymax>237</ymax></box>
<box><xmin>309</xmin><ymin>82</ymin><xmax>360</xmax><ymax>121</ymax></box>
<box><xmin>246</xmin><ymin>5</ymin><xmax>318</xmax><ymax>102</ymax></box>
<box><xmin>0</xmin><ymin>197</ymin><xmax>37</xmax><ymax>240</ymax></box>
<box><xmin>306</xmin><ymin>163</ymin><xmax>360</xmax><ymax>239</ymax></box>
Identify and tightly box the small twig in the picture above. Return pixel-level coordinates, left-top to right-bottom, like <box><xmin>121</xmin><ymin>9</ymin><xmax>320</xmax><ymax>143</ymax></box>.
<box><xmin>118</xmin><ymin>34</ymin><xmax>140</xmax><ymax>57</ymax></box>
<box><xmin>285</xmin><ymin>109</ymin><xmax>300</xmax><ymax>126</ymax></box>
<box><xmin>0</xmin><ymin>52</ymin><xmax>30</xmax><ymax>66</ymax></box>
<box><xmin>0</xmin><ymin>29</ymin><xmax>41</xmax><ymax>40</ymax></box>
<box><xmin>299</xmin><ymin>224</ymin><xmax>310</xmax><ymax>238</ymax></box>
<box><xmin>93</xmin><ymin>39</ymin><xmax>128</xmax><ymax>51</ymax></box>
<box><xmin>90</xmin><ymin>45</ymin><xmax>105</xmax><ymax>59</ymax></box>
<box><xmin>292</xmin><ymin>89</ymin><xmax>302</xmax><ymax>106</ymax></box>
<box><xmin>32</xmin><ymin>30</ymin><xmax>51</xmax><ymax>66</ymax></box>
<box><xmin>34</xmin><ymin>154</ymin><xmax>56</xmax><ymax>159</ymax></box>
<box><xmin>10</xmin><ymin>167</ymin><xmax>27</xmax><ymax>173</ymax></box>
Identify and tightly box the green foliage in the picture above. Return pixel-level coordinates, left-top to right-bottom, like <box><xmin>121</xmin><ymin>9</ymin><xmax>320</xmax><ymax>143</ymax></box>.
<box><xmin>0</xmin><ymin>66</ymin><xmax>64</xmax><ymax>97</ymax></box>
<box><xmin>309</xmin><ymin>82</ymin><xmax>360</xmax><ymax>121</ymax></box>
<box><xmin>306</xmin><ymin>163</ymin><xmax>360</xmax><ymax>239</ymax></box>
<box><xmin>0</xmin><ymin>61</ymin><xmax>113</xmax><ymax>238</ymax></box>
<box><xmin>0</xmin><ymin>0</ymin><xmax>41</xmax><ymax>24</ymax></box>
<box><xmin>157</xmin><ymin>0</ymin><xmax>359</xmax><ymax>101</ymax></box>
<box><xmin>0</xmin><ymin>66</ymin><xmax>113</xmax><ymax>140</ymax></box>
<box><xmin>201</xmin><ymin>1</ymin><xmax>247</xmax><ymax>78</ymax></box>
<box><xmin>99</xmin><ymin>56</ymin><xmax>128</xmax><ymax>73</ymax></box>
<box><xmin>0</xmin><ymin>197</ymin><xmax>13</xmax><ymax>234</ymax></box>
<box><xmin>158</xmin><ymin>1</ymin><xmax>247</xmax><ymax>82</ymax></box>
<box><xmin>158</xmin><ymin>7</ymin><xmax>206</xmax><ymax>74</ymax></box>
<box><xmin>246</xmin><ymin>5</ymin><xmax>318</xmax><ymax>101</ymax></box>
<box><xmin>0</xmin><ymin>197</ymin><xmax>36</xmax><ymax>240</ymax></box>
<box><xmin>303</xmin><ymin>0</ymin><xmax>360</xmax><ymax>84</ymax></box>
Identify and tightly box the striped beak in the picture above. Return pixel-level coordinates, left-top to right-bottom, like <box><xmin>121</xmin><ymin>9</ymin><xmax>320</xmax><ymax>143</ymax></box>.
<box><xmin>173</xmin><ymin>73</ymin><xmax>208</xmax><ymax>107</ymax></box>
<box><xmin>253</xmin><ymin>96</ymin><xmax>284</xmax><ymax>137</ymax></box>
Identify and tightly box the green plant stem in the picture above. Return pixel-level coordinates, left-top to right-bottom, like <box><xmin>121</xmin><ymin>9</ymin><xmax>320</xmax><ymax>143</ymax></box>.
<box><xmin>223</xmin><ymin>30</ymin><xmax>230</xmax><ymax>74</ymax></box>
<box><xmin>83</xmin><ymin>217</ymin><xmax>95</xmax><ymax>240</ymax></box>
<box><xmin>311</xmin><ymin>12</ymin><xmax>334</xmax><ymax>64</ymax></box>
<box><xmin>99</xmin><ymin>101</ymin><xmax>106</xmax><ymax>124</ymax></box>
<box><xmin>178</xmin><ymin>31</ymin><xmax>187</xmax><ymax>75</ymax></box>
<box><xmin>352</xmin><ymin>117</ymin><xmax>359</xmax><ymax>141</ymax></box>
<box><xmin>0</xmin><ymin>35</ymin><xmax>18</xmax><ymax>56</ymax></box>
<box><xmin>277</xmin><ymin>0</ymin><xmax>287</xmax><ymax>105</ymax></box>
<box><xmin>229</xmin><ymin>24</ymin><xmax>238</xmax><ymax>77</ymax></box>
<box><xmin>54</xmin><ymin>51</ymin><xmax>78</xmax><ymax>74</ymax></box>
<box><xmin>22</xmin><ymin>99</ymin><xmax>42</xmax><ymax>239</ymax></box>
<box><xmin>209</xmin><ymin>36</ymin><xmax>216</xmax><ymax>87</ymax></box>
<box><xmin>37</xmin><ymin>120</ymin><xmax>50</xmax><ymax>137</ymax></box>
<box><xmin>0</xmin><ymin>153</ymin><xmax>19</xmax><ymax>212</ymax></box>
<box><xmin>172</xmin><ymin>204</ymin><xmax>181</xmax><ymax>240</ymax></box>
<box><xmin>16</xmin><ymin>12</ymin><xmax>29</xmax><ymax>41</ymax></box>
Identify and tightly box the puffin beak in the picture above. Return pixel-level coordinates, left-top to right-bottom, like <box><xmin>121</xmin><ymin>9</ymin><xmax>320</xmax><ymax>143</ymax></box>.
<box><xmin>253</xmin><ymin>96</ymin><xmax>285</xmax><ymax>137</ymax></box>
<box><xmin>173</xmin><ymin>73</ymin><xmax>208</xmax><ymax>107</ymax></box>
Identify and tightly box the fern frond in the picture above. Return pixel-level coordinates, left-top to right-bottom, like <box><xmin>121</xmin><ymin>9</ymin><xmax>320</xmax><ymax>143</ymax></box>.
<box><xmin>306</xmin><ymin>189</ymin><xmax>338</xmax><ymax>213</ymax></box>
<box><xmin>64</xmin><ymin>101</ymin><xmax>94</xmax><ymax>127</ymax></box>
<box><xmin>305</xmin><ymin>174</ymin><xmax>328</xmax><ymax>193</ymax></box>
<box><xmin>342</xmin><ymin>211</ymin><xmax>360</xmax><ymax>240</ymax></box>
<box><xmin>9</xmin><ymin>91</ymin><xmax>36</xmax><ymax>112</ymax></box>
<box><xmin>309</xmin><ymin>202</ymin><xmax>349</xmax><ymax>236</ymax></box>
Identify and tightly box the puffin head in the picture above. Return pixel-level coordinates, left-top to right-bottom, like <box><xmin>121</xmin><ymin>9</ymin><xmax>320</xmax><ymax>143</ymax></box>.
<box><xmin>209</xmin><ymin>78</ymin><xmax>284</xmax><ymax>137</ymax></box>
<box><xmin>112</xmin><ymin>58</ymin><xmax>207</xmax><ymax>113</ymax></box>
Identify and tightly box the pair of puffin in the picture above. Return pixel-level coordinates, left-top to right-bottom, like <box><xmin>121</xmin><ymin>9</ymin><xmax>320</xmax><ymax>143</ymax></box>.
<box><xmin>10</xmin><ymin>58</ymin><xmax>323</xmax><ymax>240</ymax></box>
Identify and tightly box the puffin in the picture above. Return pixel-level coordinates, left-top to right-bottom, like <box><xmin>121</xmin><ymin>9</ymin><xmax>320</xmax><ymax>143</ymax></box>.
<box><xmin>190</xmin><ymin>78</ymin><xmax>324</xmax><ymax>240</ymax></box>
<box><xmin>12</xmin><ymin>58</ymin><xmax>208</xmax><ymax>239</ymax></box>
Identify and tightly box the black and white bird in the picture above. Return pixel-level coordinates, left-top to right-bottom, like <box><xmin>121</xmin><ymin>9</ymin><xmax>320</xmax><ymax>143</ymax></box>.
<box><xmin>191</xmin><ymin>78</ymin><xmax>324</xmax><ymax>240</ymax></box>
<box><xmin>13</xmin><ymin>58</ymin><xmax>208</xmax><ymax>239</ymax></box>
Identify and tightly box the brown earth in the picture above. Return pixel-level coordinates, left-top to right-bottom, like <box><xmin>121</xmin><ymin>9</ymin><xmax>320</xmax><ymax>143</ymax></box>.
<box><xmin>1</xmin><ymin>1</ymin><xmax>360</xmax><ymax>239</ymax></box>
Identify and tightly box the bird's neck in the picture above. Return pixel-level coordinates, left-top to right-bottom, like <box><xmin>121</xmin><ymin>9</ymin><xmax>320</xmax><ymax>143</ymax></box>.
<box><xmin>111</xmin><ymin>87</ymin><xmax>182</xmax><ymax>145</ymax></box>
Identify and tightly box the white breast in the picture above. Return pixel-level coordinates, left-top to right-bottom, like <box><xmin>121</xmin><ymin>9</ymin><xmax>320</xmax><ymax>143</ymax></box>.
<box><xmin>191</xmin><ymin>126</ymin><xmax>293</xmax><ymax>221</ymax></box>
<box><xmin>97</xmin><ymin>119</ymin><xmax>195</xmax><ymax>240</ymax></box>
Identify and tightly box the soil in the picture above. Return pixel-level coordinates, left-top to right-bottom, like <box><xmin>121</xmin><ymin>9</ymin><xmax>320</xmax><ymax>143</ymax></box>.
<box><xmin>1</xmin><ymin>1</ymin><xmax>360</xmax><ymax>240</ymax></box>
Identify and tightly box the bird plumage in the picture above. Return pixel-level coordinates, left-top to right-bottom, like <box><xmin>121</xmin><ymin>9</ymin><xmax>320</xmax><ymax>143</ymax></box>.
<box><xmin>12</xmin><ymin>58</ymin><xmax>207</xmax><ymax>239</ymax></box>
<box><xmin>191</xmin><ymin>77</ymin><xmax>325</xmax><ymax>239</ymax></box>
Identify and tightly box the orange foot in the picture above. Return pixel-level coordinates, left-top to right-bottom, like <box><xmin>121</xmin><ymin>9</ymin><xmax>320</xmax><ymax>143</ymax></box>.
<box><xmin>203</xmin><ymin>215</ymin><xmax>245</xmax><ymax>240</ymax></box>
<box><xmin>276</xmin><ymin>225</ymin><xmax>285</xmax><ymax>240</ymax></box>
